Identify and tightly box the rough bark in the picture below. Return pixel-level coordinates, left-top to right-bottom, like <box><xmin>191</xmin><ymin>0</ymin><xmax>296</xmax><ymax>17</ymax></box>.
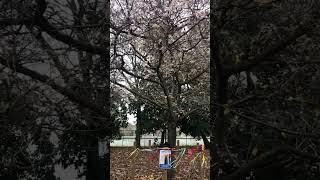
<box><xmin>104</xmin><ymin>141</ymin><xmax>111</xmax><ymax>180</ymax></box>
<box><xmin>167</xmin><ymin>119</ymin><xmax>177</xmax><ymax>180</ymax></box>
<box><xmin>209</xmin><ymin>32</ymin><xmax>228</xmax><ymax>180</ymax></box>
<box><xmin>246</xmin><ymin>71</ymin><xmax>254</xmax><ymax>92</ymax></box>
<box><xmin>135</xmin><ymin>103</ymin><xmax>142</xmax><ymax>148</ymax></box>
<box><xmin>210</xmin><ymin>76</ymin><xmax>228</xmax><ymax>180</ymax></box>
<box><xmin>161</xmin><ymin>129</ymin><xmax>166</xmax><ymax>145</ymax></box>
<box><xmin>86</xmin><ymin>136</ymin><xmax>100</xmax><ymax>180</ymax></box>
<box><xmin>209</xmin><ymin>1</ymin><xmax>230</xmax><ymax>177</ymax></box>
<box><xmin>85</xmin><ymin>136</ymin><xmax>109</xmax><ymax>180</ymax></box>
<box><xmin>168</xmin><ymin>120</ymin><xmax>177</xmax><ymax>148</ymax></box>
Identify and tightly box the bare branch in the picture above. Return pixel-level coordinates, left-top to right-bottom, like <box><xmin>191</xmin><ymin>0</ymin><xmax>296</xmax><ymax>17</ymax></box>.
<box><xmin>0</xmin><ymin>57</ymin><xmax>110</xmax><ymax>123</ymax></box>
<box><xmin>233</xmin><ymin>110</ymin><xmax>320</xmax><ymax>139</ymax></box>
<box><xmin>225</xmin><ymin>19</ymin><xmax>318</xmax><ymax>75</ymax></box>
<box><xmin>222</xmin><ymin>146</ymin><xmax>320</xmax><ymax>180</ymax></box>
<box><xmin>179</xmin><ymin>67</ymin><xmax>209</xmax><ymax>85</ymax></box>
<box><xmin>112</xmin><ymin>80</ymin><xmax>167</xmax><ymax>110</ymax></box>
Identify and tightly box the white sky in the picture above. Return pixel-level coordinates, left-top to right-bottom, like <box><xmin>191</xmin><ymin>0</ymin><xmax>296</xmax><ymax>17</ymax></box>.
<box><xmin>127</xmin><ymin>114</ymin><xmax>136</xmax><ymax>125</ymax></box>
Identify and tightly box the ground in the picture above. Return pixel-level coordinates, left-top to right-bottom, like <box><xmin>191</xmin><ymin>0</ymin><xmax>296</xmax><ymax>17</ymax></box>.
<box><xmin>111</xmin><ymin>147</ymin><xmax>209</xmax><ymax>180</ymax></box>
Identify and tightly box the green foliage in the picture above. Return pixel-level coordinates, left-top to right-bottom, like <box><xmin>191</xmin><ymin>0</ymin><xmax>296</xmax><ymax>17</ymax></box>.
<box><xmin>129</xmin><ymin>100</ymin><xmax>165</xmax><ymax>134</ymax></box>
<box><xmin>177</xmin><ymin>110</ymin><xmax>210</xmax><ymax>139</ymax></box>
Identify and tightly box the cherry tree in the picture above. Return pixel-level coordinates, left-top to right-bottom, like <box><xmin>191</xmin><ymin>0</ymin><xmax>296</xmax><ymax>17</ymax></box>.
<box><xmin>111</xmin><ymin>0</ymin><xmax>209</xmax><ymax>178</ymax></box>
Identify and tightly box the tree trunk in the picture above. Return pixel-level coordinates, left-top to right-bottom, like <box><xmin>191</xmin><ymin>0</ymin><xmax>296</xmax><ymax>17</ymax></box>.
<box><xmin>209</xmin><ymin>0</ymin><xmax>231</xmax><ymax>176</ymax></box>
<box><xmin>135</xmin><ymin>103</ymin><xmax>142</xmax><ymax>148</ymax></box>
<box><xmin>135</xmin><ymin>125</ymin><xmax>141</xmax><ymax>148</ymax></box>
<box><xmin>209</xmin><ymin>136</ymin><xmax>216</xmax><ymax>179</ymax></box>
<box><xmin>86</xmin><ymin>136</ymin><xmax>110</xmax><ymax>180</ymax></box>
<box><xmin>167</xmin><ymin>120</ymin><xmax>177</xmax><ymax>180</ymax></box>
<box><xmin>168</xmin><ymin>121</ymin><xmax>177</xmax><ymax>148</ymax></box>
<box><xmin>210</xmin><ymin>75</ymin><xmax>228</xmax><ymax>180</ymax></box>
<box><xmin>86</xmin><ymin>137</ymin><xmax>100</xmax><ymax>180</ymax></box>
<box><xmin>161</xmin><ymin>129</ymin><xmax>166</xmax><ymax>145</ymax></box>
<box><xmin>209</xmin><ymin>0</ymin><xmax>229</xmax><ymax>175</ymax></box>
<box><xmin>99</xmin><ymin>139</ymin><xmax>110</xmax><ymax>180</ymax></box>
<box><xmin>246</xmin><ymin>71</ymin><xmax>254</xmax><ymax>92</ymax></box>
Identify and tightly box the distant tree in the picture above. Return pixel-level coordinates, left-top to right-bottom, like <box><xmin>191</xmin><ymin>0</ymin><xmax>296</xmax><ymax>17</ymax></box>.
<box><xmin>128</xmin><ymin>100</ymin><xmax>167</xmax><ymax>147</ymax></box>
<box><xmin>178</xmin><ymin>109</ymin><xmax>210</xmax><ymax>138</ymax></box>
